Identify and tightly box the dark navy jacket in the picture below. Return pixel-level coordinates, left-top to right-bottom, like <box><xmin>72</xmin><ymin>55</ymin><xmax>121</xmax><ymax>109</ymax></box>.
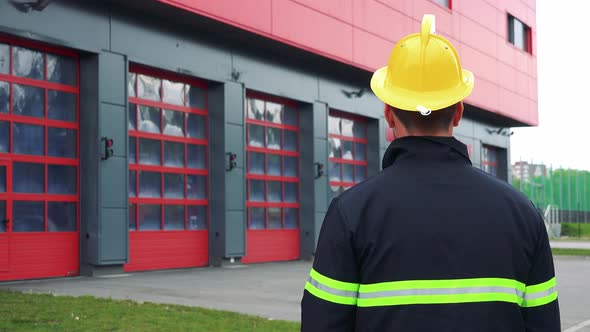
<box><xmin>301</xmin><ymin>136</ymin><xmax>560</xmax><ymax>332</ymax></box>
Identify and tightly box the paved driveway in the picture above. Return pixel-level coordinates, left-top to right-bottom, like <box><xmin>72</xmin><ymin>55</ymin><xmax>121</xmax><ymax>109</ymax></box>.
<box><xmin>1</xmin><ymin>257</ymin><xmax>590</xmax><ymax>330</ymax></box>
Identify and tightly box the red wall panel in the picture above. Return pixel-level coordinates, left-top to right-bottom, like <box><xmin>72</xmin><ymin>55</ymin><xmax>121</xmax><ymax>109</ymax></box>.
<box><xmin>0</xmin><ymin>233</ymin><xmax>79</xmax><ymax>281</ymax></box>
<box><xmin>352</xmin><ymin>0</ymin><xmax>411</xmax><ymax>43</ymax></box>
<box><xmin>242</xmin><ymin>230</ymin><xmax>300</xmax><ymax>264</ymax></box>
<box><xmin>272</xmin><ymin>0</ymin><xmax>353</xmax><ymax>63</ymax></box>
<box><xmin>159</xmin><ymin>0</ymin><xmax>538</xmax><ymax>125</ymax></box>
<box><xmin>352</xmin><ymin>29</ymin><xmax>393</xmax><ymax>71</ymax></box>
<box><xmin>291</xmin><ymin>0</ymin><xmax>354</xmax><ymax>23</ymax></box>
<box><xmin>125</xmin><ymin>231</ymin><xmax>209</xmax><ymax>272</ymax></box>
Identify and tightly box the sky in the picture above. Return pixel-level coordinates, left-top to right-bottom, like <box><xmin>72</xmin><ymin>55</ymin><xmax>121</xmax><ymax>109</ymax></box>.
<box><xmin>510</xmin><ymin>0</ymin><xmax>590</xmax><ymax>170</ymax></box>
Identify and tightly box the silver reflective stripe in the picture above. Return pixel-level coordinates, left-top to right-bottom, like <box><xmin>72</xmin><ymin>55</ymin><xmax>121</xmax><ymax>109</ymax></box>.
<box><xmin>358</xmin><ymin>286</ymin><xmax>524</xmax><ymax>299</ymax></box>
<box><xmin>308</xmin><ymin>277</ymin><xmax>359</xmax><ymax>298</ymax></box>
<box><xmin>524</xmin><ymin>286</ymin><xmax>557</xmax><ymax>301</ymax></box>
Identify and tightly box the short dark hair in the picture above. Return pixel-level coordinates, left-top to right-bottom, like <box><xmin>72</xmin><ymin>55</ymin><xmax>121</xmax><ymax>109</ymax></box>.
<box><xmin>391</xmin><ymin>104</ymin><xmax>456</xmax><ymax>132</ymax></box>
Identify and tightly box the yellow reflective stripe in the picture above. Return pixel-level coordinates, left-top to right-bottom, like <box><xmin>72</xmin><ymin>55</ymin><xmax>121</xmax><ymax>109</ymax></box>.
<box><xmin>305</xmin><ymin>270</ymin><xmax>557</xmax><ymax>308</ymax></box>
<box><xmin>525</xmin><ymin>277</ymin><xmax>556</xmax><ymax>294</ymax></box>
<box><xmin>309</xmin><ymin>268</ymin><xmax>360</xmax><ymax>292</ymax></box>
<box><xmin>357</xmin><ymin>292</ymin><xmax>521</xmax><ymax>307</ymax></box>
<box><xmin>305</xmin><ymin>281</ymin><xmax>357</xmax><ymax>305</ymax></box>
<box><xmin>522</xmin><ymin>277</ymin><xmax>558</xmax><ymax>308</ymax></box>
<box><xmin>359</xmin><ymin>278</ymin><xmax>526</xmax><ymax>293</ymax></box>
<box><xmin>522</xmin><ymin>291</ymin><xmax>558</xmax><ymax>308</ymax></box>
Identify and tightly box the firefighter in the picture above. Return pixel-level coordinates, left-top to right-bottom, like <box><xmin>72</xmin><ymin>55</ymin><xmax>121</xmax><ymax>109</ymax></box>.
<box><xmin>301</xmin><ymin>14</ymin><xmax>560</xmax><ymax>332</ymax></box>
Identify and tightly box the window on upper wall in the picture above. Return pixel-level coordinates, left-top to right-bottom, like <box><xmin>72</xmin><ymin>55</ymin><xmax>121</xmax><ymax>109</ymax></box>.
<box><xmin>482</xmin><ymin>145</ymin><xmax>498</xmax><ymax>177</ymax></box>
<box><xmin>508</xmin><ymin>14</ymin><xmax>532</xmax><ymax>54</ymax></box>
<box><xmin>432</xmin><ymin>0</ymin><xmax>452</xmax><ymax>9</ymax></box>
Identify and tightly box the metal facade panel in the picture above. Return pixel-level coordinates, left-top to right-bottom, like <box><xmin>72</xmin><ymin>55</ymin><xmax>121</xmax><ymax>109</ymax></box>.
<box><xmin>79</xmin><ymin>55</ymin><xmax>100</xmax><ymax>266</ymax></box>
<box><xmin>99</xmin><ymin>208</ymin><xmax>128</xmax><ymax>263</ymax></box>
<box><xmin>207</xmin><ymin>83</ymin><xmax>226</xmax><ymax>263</ymax></box>
<box><xmin>159</xmin><ymin>0</ymin><xmax>273</xmax><ymax>34</ymax></box>
<box><xmin>109</xmin><ymin>12</ymin><xmax>231</xmax><ymax>83</ymax></box>
<box><xmin>225</xmin><ymin>210</ymin><xmax>245</xmax><ymax>256</ymax></box>
<box><xmin>271</xmin><ymin>0</ymin><xmax>353</xmax><ymax>63</ymax></box>
<box><xmin>232</xmin><ymin>54</ymin><xmax>318</xmax><ymax>104</ymax></box>
<box><xmin>299</xmin><ymin>103</ymin><xmax>315</xmax><ymax>259</ymax></box>
<box><xmin>223</xmin><ymin>82</ymin><xmax>245</xmax><ymax>257</ymax></box>
<box><xmin>0</xmin><ymin>0</ymin><xmax>109</xmax><ymax>52</ymax></box>
<box><xmin>99</xmin><ymin>52</ymin><xmax>126</xmax><ymax>106</ymax></box>
<box><xmin>99</xmin><ymin>104</ymin><xmax>126</xmax><ymax>158</ymax></box>
<box><xmin>100</xmin><ymin>156</ymin><xmax>127</xmax><ymax>208</ymax></box>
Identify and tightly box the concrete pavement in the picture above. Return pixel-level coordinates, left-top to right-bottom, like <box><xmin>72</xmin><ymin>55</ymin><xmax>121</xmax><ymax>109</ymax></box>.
<box><xmin>1</xmin><ymin>257</ymin><xmax>590</xmax><ymax>330</ymax></box>
<box><xmin>551</xmin><ymin>241</ymin><xmax>590</xmax><ymax>250</ymax></box>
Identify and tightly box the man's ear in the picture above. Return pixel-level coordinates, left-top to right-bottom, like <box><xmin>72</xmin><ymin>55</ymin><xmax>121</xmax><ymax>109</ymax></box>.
<box><xmin>453</xmin><ymin>101</ymin><xmax>464</xmax><ymax>127</ymax></box>
<box><xmin>384</xmin><ymin>104</ymin><xmax>396</xmax><ymax>128</ymax></box>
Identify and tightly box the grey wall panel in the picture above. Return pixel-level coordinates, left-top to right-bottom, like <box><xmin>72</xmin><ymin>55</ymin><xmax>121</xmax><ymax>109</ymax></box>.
<box><xmin>99</xmin><ymin>53</ymin><xmax>126</xmax><ymax>106</ymax></box>
<box><xmin>99</xmin><ymin>103</ymin><xmax>126</xmax><ymax>158</ymax></box>
<box><xmin>313</xmin><ymin>137</ymin><xmax>328</xmax><ymax>213</ymax></box>
<box><xmin>225</xmin><ymin>83</ymin><xmax>245</xmax><ymax>126</ymax></box>
<box><xmin>100</xmin><ymin>208</ymin><xmax>128</xmax><ymax>263</ymax></box>
<box><xmin>94</xmin><ymin>51</ymin><xmax>128</xmax><ymax>265</ymax></box>
<box><xmin>313</xmin><ymin>103</ymin><xmax>328</xmax><ymax>139</ymax></box>
<box><xmin>319</xmin><ymin>80</ymin><xmax>382</xmax><ymax>119</ymax></box>
<box><xmin>223</xmin><ymin>82</ymin><xmax>246</xmax><ymax>257</ymax></box>
<box><xmin>299</xmin><ymin>103</ymin><xmax>315</xmax><ymax>259</ymax></box>
<box><xmin>208</xmin><ymin>83</ymin><xmax>226</xmax><ymax>265</ymax></box>
<box><xmin>225</xmin><ymin>210</ymin><xmax>245</xmax><ymax>257</ymax></box>
<box><xmin>455</xmin><ymin>116</ymin><xmax>475</xmax><ymax>138</ymax></box>
<box><xmin>100</xmin><ymin>156</ymin><xmax>127</xmax><ymax>208</ymax></box>
<box><xmin>473</xmin><ymin>122</ymin><xmax>511</xmax><ymax>148</ymax></box>
<box><xmin>312</xmin><ymin>102</ymin><xmax>329</xmax><ymax>250</ymax></box>
<box><xmin>80</xmin><ymin>54</ymin><xmax>100</xmax><ymax>268</ymax></box>
<box><xmin>226</xmin><ymin>168</ymin><xmax>245</xmax><ymax>211</ymax></box>
<box><xmin>233</xmin><ymin>54</ymin><xmax>318</xmax><ymax>104</ymax></box>
<box><xmin>110</xmin><ymin>12</ymin><xmax>231</xmax><ymax>83</ymax></box>
<box><xmin>0</xmin><ymin>1</ymin><xmax>109</xmax><ymax>52</ymax></box>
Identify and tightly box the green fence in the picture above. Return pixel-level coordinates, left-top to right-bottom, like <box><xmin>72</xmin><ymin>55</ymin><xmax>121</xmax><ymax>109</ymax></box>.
<box><xmin>512</xmin><ymin>166</ymin><xmax>590</xmax><ymax>223</ymax></box>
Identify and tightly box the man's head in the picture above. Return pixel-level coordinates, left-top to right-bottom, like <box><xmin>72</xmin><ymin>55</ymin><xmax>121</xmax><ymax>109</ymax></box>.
<box><xmin>384</xmin><ymin>101</ymin><xmax>464</xmax><ymax>138</ymax></box>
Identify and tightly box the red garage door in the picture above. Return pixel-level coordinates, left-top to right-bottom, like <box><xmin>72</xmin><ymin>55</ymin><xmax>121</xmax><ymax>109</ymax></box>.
<box><xmin>125</xmin><ymin>65</ymin><xmax>209</xmax><ymax>272</ymax></box>
<box><xmin>242</xmin><ymin>93</ymin><xmax>300</xmax><ymax>264</ymax></box>
<box><xmin>0</xmin><ymin>36</ymin><xmax>80</xmax><ymax>281</ymax></box>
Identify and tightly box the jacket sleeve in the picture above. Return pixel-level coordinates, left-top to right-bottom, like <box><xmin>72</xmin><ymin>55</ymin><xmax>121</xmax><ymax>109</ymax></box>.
<box><xmin>522</xmin><ymin>210</ymin><xmax>561</xmax><ymax>332</ymax></box>
<box><xmin>301</xmin><ymin>197</ymin><xmax>359</xmax><ymax>332</ymax></box>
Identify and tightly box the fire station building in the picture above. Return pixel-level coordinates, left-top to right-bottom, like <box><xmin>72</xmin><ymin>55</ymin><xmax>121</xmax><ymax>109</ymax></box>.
<box><xmin>0</xmin><ymin>0</ymin><xmax>537</xmax><ymax>281</ymax></box>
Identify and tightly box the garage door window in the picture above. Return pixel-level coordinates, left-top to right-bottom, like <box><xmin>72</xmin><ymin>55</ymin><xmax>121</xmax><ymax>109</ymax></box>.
<box><xmin>128</xmin><ymin>65</ymin><xmax>208</xmax><ymax>231</ymax></box>
<box><xmin>0</xmin><ymin>38</ymin><xmax>79</xmax><ymax>233</ymax></box>
<box><xmin>246</xmin><ymin>94</ymin><xmax>299</xmax><ymax>230</ymax></box>
<box><xmin>328</xmin><ymin>112</ymin><xmax>367</xmax><ymax>199</ymax></box>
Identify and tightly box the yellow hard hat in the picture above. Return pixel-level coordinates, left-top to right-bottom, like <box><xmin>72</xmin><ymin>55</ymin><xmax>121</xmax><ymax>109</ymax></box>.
<box><xmin>370</xmin><ymin>14</ymin><xmax>474</xmax><ymax>112</ymax></box>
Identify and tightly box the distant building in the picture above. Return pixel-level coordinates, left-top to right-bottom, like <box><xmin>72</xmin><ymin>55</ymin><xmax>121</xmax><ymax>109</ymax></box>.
<box><xmin>512</xmin><ymin>161</ymin><xmax>547</xmax><ymax>182</ymax></box>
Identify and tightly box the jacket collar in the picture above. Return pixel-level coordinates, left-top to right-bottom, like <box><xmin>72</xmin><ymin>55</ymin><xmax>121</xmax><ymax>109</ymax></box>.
<box><xmin>382</xmin><ymin>136</ymin><xmax>472</xmax><ymax>169</ymax></box>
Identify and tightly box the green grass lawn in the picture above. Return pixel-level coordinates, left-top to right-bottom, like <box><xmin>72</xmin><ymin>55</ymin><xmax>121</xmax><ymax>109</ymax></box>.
<box><xmin>0</xmin><ymin>290</ymin><xmax>300</xmax><ymax>332</ymax></box>
<box><xmin>552</xmin><ymin>248</ymin><xmax>590</xmax><ymax>256</ymax></box>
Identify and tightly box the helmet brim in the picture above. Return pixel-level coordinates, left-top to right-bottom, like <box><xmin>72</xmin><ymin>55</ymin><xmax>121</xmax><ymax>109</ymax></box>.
<box><xmin>370</xmin><ymin>66</ymin><xmax>475</xmax><ymax>111</ymax></box>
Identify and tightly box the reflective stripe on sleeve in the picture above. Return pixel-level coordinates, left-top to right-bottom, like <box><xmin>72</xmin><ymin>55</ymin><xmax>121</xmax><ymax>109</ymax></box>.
<box><xmin>304</xmin><ymin>268</ymin><xmax>359</xmax><ymax>305</ymax></box>
<box><xmin>522</xmin><ymin>277</ymin><xmax>558</xmax><ymax>308</ymax></box>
